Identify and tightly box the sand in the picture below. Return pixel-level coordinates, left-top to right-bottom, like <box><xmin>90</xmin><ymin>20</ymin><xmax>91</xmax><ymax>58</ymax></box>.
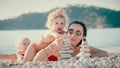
<box><xmin>0</xmin><ymin>53</ymin><xmax>120</xmax><ymax>68</ymax></box>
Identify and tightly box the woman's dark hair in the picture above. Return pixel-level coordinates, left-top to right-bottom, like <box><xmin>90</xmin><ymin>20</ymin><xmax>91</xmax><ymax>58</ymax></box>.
<box><xmin>68</xmin><ymin>21</ymin><xmax>87</xmax><ymax>46</ymax></box>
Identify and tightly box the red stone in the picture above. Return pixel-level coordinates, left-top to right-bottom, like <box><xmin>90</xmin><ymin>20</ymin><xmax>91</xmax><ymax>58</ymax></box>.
<box><xmin>48</xmin><ymin>55</ymin><xmax>58</xmax><ymax>61</ymax></box>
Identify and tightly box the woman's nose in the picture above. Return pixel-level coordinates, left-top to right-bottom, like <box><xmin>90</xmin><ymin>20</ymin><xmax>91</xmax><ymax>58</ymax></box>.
<box><xmin>71</xmin><ymin>33</ymin><xmax>76</xmax><ymax>37</ymax></box>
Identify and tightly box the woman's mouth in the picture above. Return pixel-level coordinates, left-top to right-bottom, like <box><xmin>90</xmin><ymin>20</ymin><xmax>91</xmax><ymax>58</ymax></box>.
<box><xmin>71</xmin><ymin>39</ymin><xmax>76</xmax><ymax>41</ymax></box>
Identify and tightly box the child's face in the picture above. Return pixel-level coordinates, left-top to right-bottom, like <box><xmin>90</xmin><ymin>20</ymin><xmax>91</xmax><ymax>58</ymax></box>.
<box><xmin>52</xmin><ymin>17</ymin><xmax>66</xmax><ymax>33</ymax></box>
<box><xmin>17</xmin><ymin>38</ymin><xmax>30</xmax><ymax>55</ymax></box>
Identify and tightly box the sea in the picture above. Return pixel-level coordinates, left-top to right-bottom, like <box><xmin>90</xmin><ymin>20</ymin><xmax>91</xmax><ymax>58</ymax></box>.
<box><xmin>0</xmin><ymin>28</ymin><xmax>120</xmax><ymax>54</ymax></box>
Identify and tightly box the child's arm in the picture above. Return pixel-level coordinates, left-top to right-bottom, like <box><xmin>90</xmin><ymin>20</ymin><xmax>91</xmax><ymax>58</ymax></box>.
<box><xmin>35</xmin><ymin>33</ymin><xmax>55</xmax><ymax>51</ymax></box>
<box><xmin>33</xmin><ymin>37</ymin><xmax>63</xmax><ymax>61</ymax></box>
<box><xmin>22</xmin><ymin>33</ymin><xmax>55</xmax><ymax>63</ymax></box>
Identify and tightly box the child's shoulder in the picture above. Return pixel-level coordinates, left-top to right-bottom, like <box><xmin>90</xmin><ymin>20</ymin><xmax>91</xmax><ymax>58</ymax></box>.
<box><xmin>41</xmin><ymin>32</ymin><xmax>55</xmax><ymax>43</ymax></box>
<box><xmin>45</xmin><ymin>32</ymin><xmax>55</xmax><ymax>39</ymax></box>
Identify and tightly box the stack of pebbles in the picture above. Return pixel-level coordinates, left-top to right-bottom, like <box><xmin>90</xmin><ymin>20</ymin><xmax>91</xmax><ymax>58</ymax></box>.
<box><xmin>58</xmin><ymin>36</ymin><xmax>73</xmax><ymax>61</ymax></box>
<box><xmin>78</xmin><ymin>38</ymin><xmax>91</xmax><ymax>62</ymax></box>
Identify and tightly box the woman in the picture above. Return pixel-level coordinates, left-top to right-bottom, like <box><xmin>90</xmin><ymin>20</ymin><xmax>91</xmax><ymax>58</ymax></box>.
<box><xmin>67</xmin><ymin>21</ymin><xmax>109</xmax><ymax>57</ymax></box>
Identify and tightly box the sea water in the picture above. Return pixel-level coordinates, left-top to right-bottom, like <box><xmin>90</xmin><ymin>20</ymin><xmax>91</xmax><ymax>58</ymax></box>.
<box><xmin>0</xmin><ymin>28</ymin><xmax>120</xmax><ymax>54</ymax></box>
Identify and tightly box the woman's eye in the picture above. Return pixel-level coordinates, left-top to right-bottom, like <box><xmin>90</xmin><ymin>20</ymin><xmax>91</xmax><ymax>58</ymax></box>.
<box><xmin>68</xmin><ymin>29</ymin><xmax>74</xmax><ymax>35</ymax></box>
<box><xmin>69</xmin><ymin>31</ymin><xmax>73</xmax><ymax>34</ymax></box>
<box><xmin>76</xmin><ymin>30</ymin><xmax>82</xmax><ymax>36</ymax></box>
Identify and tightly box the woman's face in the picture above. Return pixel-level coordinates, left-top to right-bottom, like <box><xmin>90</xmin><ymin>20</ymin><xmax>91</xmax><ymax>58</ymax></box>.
<box><xmin>68</xmin><ymin>24</ymin><xmax>84</xmax><ymax>46</ymax></box>
<box><xmin>52</xmin><ymin>17</ymin><xmax>65</xmax><ymax>33</ymax></box>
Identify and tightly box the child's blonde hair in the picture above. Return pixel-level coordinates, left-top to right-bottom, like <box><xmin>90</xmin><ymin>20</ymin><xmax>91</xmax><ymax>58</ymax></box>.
<box><xmin>45</xmin><ymin>8</ymin><xmax>69</xmax><ymax>30</ymax></box>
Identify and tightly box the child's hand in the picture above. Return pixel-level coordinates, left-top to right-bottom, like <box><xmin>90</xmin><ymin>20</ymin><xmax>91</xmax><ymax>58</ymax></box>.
<box><xmin>50</xmin><ymin>37</ymin><xmax>64</xmax><ymax>51</ymax></box>
<box><xmin>55</xmin><ymin>37</ymin><xmax>64</xmax><ymax>46</ymax></box>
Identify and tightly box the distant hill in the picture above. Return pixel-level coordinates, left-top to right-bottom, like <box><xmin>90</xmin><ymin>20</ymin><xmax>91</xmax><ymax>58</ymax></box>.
<box><xmin>0</xmin><ymin>12</ymin><xmax>48</xmax><ymax>30</ymax></box>
<box><xmin>0</xmin><ymin>5</ymin><xmax>120</xmax><ymax>30</ymax></box>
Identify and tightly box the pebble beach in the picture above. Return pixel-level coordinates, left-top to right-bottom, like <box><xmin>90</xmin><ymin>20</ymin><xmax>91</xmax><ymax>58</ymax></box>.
<box><xmin>0</xmin><ymin>53</ymin><xmax>120</xmax><ymax>68</ymax></box>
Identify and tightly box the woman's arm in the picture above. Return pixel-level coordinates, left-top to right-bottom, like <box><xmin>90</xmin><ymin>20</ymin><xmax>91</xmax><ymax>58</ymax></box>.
<box><xmin>0</xmin><ymin>54</ymin><xmax>17</xmax><ymax>63</ymax></box>
<box><xmin>89</xmin><ymin>46</ymin><xmax>109</xmax><ymax>57</ymax></box>
<box><xmin>0</xmin><ymin>54</ymin><xmax>11</xmax><ymax>59</ymax></box>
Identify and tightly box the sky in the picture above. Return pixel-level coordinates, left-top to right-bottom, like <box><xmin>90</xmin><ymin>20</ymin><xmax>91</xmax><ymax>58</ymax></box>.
<box><xmin>0</xmin><ymin>0</ymin><xmax>120</xmax><ymax>20</ymax></box>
